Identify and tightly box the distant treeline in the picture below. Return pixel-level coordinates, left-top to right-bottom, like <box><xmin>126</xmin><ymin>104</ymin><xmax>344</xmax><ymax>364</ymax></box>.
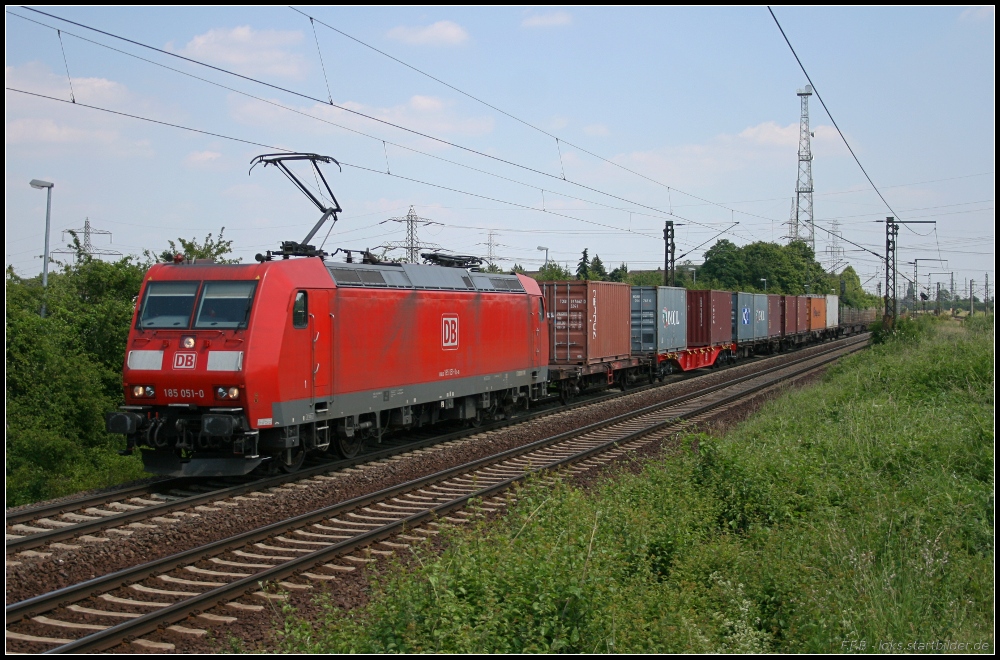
<box><xmin>516</xmin><ymin>240</ymin><xmax>881</xmax><ymax>309</ymax></box>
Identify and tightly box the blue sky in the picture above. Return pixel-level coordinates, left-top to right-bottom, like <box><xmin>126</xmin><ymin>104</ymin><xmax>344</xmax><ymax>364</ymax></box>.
<box><xmin>5</xmin><ymin>6</ymin><xmax>995</xmax><ymax>296</ymax></box>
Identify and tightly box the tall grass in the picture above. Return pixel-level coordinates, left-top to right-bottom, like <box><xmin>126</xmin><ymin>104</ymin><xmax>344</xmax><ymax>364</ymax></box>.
<box><xmin>278</xmin><ymin>319</ymin><xmax>993</xmax><ymax>653</ymax></box>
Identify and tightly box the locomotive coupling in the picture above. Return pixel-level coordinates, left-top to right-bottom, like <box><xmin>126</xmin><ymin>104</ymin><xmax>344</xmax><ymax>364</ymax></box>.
<box><xmin>106</xmin><ymin>411</ymin><xmax>144</xmax><ymax>435</ymax></box>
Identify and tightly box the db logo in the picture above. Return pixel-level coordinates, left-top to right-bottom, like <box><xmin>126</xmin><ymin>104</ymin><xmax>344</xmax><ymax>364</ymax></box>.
<box><xmin>173</xmin><ymin>352</ymin><xmax>197</xmax><ymax>369</ymax></box>
<box><xmin>441</xmin><ymin>315</ymin><xmax>459</xmax><ymax>350</ymax></box>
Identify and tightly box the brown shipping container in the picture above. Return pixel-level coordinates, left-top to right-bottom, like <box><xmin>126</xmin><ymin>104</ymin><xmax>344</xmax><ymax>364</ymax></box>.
<box><xmin>780</xmin><ymin>295</ymin><xmax>796</xmax><ymax>336</ymax></box>
<box><xmin>767</xmin><ymin>294</ymin><xmax>781</xmax><ymax>338</ymax></box>
<box><xmin>796</xmin><ymin>296</ymin><xmax>809</xmax><ymax>333</ymax></box>
<box><xmin>543</xmin><ymin>281</ymin><xmax>631</xmax><ymax>364</ymax></box>
<box><xmin>687</xmin><ymin>290</ymin><xmax>733</xmax><ymax>347</ymax></box>
<box><xmin>807</xmin><ymin>296</ymin><xmax>827</xmax><ymax>331</ymax></box>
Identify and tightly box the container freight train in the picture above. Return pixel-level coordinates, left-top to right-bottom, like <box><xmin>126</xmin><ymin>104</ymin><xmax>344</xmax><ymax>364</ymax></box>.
<box><xmin>106</xmin><ymin>258</ymin><xmax>875</xmax><ymax>478</ymax></box>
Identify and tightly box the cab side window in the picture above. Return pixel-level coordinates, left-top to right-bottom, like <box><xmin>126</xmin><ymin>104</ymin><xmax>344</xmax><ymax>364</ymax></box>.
<box><xmin>292</xmin><ymin>291</ymin><xmax>308</xmax><ymax>328</ymax></box>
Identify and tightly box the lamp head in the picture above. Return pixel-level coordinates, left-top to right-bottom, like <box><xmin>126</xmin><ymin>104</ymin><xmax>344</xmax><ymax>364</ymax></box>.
<box><xmin>30</xmin><ymin>179</ymin><xmax>54</xmax><ymax>189</ymax></box>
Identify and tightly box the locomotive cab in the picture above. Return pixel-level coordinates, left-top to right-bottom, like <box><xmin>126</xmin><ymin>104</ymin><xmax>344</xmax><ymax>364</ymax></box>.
<box><xmin>108</xmin><ymin>262</ymin><xmax>264</xmax><ymax>476</ymax></box>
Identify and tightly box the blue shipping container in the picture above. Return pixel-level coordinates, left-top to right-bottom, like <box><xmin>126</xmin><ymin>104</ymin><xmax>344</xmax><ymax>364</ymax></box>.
<box><xmin>733</xmin><ymin>292</ymin><xmax>754</xmax><ymax>342</ymax></box>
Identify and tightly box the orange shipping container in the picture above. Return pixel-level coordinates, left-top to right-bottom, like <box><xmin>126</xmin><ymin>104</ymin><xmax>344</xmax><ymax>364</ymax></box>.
<box><xmin>807</xmin><ymin>296</ymin><xmax>827</xmax><ymax>331</ymax></box>
<box><xmin>542</xmin><ymin>280</ymin><xmax>632</xmax><ymax>364</ymax></box>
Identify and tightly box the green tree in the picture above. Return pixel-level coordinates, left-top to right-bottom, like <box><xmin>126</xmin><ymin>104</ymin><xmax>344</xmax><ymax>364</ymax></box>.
<box><xmin>533</xmin><ymin>262</ymin><xmax>573</xmax><ymax>281</ymax></box>
<box><xmin>629</xmin><ymin>270</ymin><xmax>664</xmax><ymax>286</ymax></box>
<box><xmin>590</xmin><ymin>254</ymin><xmax>607</xmax><ymax>281</ymax></box>
<box><xmin>510</xmin><ymin>264</ymin><xmax>526</xmax><ymax>275</ymax></box>
<box><xmin>607</xmin><ymin>262</ymin><xmax>629</xmax><ymax>282</ymax></box>
<box><xmin>835</xmin><ymin>266</ymin><xmax>879</xmax><ymax>308</ymax></box>
<box><xmin>155</xmin><ymin>227</ymin><xmax>240</xmax><ymax>264</ymax></box>
<box><xmin>576</xmin><ymin>249</ymin><xmax>590</xmax><ymax>280</ymax></box>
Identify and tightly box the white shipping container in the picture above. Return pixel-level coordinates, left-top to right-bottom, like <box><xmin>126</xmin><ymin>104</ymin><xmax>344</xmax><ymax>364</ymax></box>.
<box><xmin>826</xmin><ymin>294</ymin><xmax>839</xmax><ymax>329</ymax></box>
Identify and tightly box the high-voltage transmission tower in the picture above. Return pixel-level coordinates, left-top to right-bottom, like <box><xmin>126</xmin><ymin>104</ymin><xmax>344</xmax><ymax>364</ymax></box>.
<box><xmin>788</xmin><ymin>84</ymin><xmax>815</xmax><ymax>252</ymax></box>
<box><xmin>478</xmin><ymin>230</ymin><xmax>507</xmax><ymax>271</ymax></box>
<box><xmin>383</xmin><ymin>206</ymin><xmax>441</xmax><ymax>263</ymax></box>
<box><xmin>52</xmin><ymin>218</ymin><xmax>121</xmax><ymax>261</ymax></box>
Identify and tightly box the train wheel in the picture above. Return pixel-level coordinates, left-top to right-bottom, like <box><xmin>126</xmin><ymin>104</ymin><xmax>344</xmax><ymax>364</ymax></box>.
<box><xmin>337</xmin><ymin>434</ymin><xmax>364</xmax><ymax>459</ymax></box>
<box><xmin>466</xmin><ymin>410</ymin><xmax>484</xmax><ymax>428</ymax></box>
<box><xmin>278</xmin><ymin>445</ymin><xmax>306</xmax><ymax>473</ymax></box>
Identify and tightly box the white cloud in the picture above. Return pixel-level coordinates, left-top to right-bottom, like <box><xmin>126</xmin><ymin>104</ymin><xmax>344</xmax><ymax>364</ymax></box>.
<box><xmin>583</xmin><ymin>123</ymin><xmax>610</xmax><ymax>137</ymax></box>
<box><xmin>959</xmin><ymin>6</ymin><xmax>994</xmax><ymax>21</ymax></box>
<box><xmin>185</xmin><ymin>150</ymin><xmax>222</xmax><ymax>168</ymax></box>
<box><xmin>386</xmin><ymin>21</ymin><xmax>469</xmax><ymax>46</ymax></box>
<box><xmin>176</xmin><ymin>26</ymin><xmax>307</xmax><ymax>78</ymax></box>
<box><xmin>228</xmin><ymin>93</ymin><xmax>494</xmax><ymax>140</ymax></box>
<box><xmin>522</xmin><ymin>12</ymin><xmax>573</xmax><ymax>28</ymax></box>
<box><xmin>5</xmin><ymin>117</ymin><xmax>116</xmax><ymax>145</ymax></box>
<box><xmin>6</xmin><ymin>63</ymin><xmax>129</xmax><ymax>106</ymax></box>
<box><xmin>5</xmin><ymin>63</ymin><xmax>155</xmax><ymax>156</ymax></box>
<box><xmin>607</xmin><ymin>120</ymin><xmax>846</xmax><ymax>190</ymax></box>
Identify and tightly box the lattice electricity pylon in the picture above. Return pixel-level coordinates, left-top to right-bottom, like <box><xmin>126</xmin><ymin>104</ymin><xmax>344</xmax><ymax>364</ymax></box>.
<box><xmin>788</xmin><ymin>85</ymin><xmax>815</xmax><ymax>252</ymax></box>
<box><xmin>477</xmin><ymin>230</ymin><xmax>510</xmax><ymax>271</ymax></box>
<box><xmin>52</xmin><ymin>218</ymin><xmax>121</xmax><ymax>261</ymax></box>
<box><xmin>883</xmin><ymin>217</ymin><xmax>899</xmax><ymax>327</ymax></box>
<box><xmin>382</xmin><ymin>206</ymin><xmax>441</xmax><ymax>263</ymax></box>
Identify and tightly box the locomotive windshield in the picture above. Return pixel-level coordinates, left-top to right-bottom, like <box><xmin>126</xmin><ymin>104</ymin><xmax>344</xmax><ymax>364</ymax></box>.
<box><xmin>194</xmin><ymin>281</ymin><xmax>257</xmax><ymax>329</ymax></box>
<box><xmin>138</xmin><ymin>281</ymin><xmax>199</xmax><ymax>328</ymax></box>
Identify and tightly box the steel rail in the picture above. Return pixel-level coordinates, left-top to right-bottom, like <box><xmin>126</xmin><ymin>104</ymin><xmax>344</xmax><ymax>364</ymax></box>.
<box><xmin>38</xmin><ymin>338</ymin><xmax>867</xmax><ymax>653</ymax></box>
<box><xmin>7</xmin><ymin>336</ymin><xmax>867</xmax><ymax>637</ymax></box>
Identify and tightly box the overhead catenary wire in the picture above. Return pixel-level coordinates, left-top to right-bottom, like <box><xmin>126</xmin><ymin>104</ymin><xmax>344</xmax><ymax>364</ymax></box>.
<box><xmin>294</xmin><ymin>6</ymin><xmax>789</xmax><ymax>226</ymax></box>
<box><xmin>19</xmin><ymin>6</ymin><xmax>728</xmax><ymax>236</ymax></box>
<box><xmin>7</xmin><ymin>10</ymin><xmax>718</xmax><ymax>237</ymax></box>
<box><xmin>4</xmin><ymin>86</ymin><xmax>689</xmax><ymax>243</ymax></box>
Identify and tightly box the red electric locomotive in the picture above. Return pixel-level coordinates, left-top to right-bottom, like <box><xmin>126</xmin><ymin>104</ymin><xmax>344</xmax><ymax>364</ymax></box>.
<box><xmin>106</xmin><ymin>153</ymin><xmax>549</xmax><ymax>476</ymax></box>
<box><xmin>107</xmin><ymin>257</ymin><xmax>548</xmax><ymax>477</ymax></box>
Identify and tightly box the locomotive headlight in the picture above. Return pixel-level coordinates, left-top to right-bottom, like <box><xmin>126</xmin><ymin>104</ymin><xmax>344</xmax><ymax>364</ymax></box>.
<box><xmin>215</xmin><ymin>386</ymin><xmax>240</xmax><ymax>400</ymax></box>
<box><xmin>133</xmin><ymin>385</ymin><xmax>143</xmax><ymax>397</ymax></box>
<box><xmin>132</xmin><ymin>385</ymin><xmax>154</xmax><ymax>398</ymax></box>
<box><xmin>181</xmin><ymin>335</ymin><xmax>196</xmax><ymax>349</ymax></box>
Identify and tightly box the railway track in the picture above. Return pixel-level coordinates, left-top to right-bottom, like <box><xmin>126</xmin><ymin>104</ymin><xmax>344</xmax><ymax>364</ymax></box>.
<box><xmin>5</xmin><ymin>335</ymin><xmax>834</xmax><ymax>555</ymax></box>
<box><xmin>5</xmin><ymin>335</ymin><xmax>868</xmax><ymax>653</ymax></box>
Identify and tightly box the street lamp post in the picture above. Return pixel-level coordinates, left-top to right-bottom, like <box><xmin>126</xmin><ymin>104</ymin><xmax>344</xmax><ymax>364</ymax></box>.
<box><xmin>537</xmin><ymin>246</ymin><xmax>549</xmax><ymax>268</ymax></box>
<box><xmin>760</xmin><ymin>278</ymin><xmax>767</xmax><ymax>293</ymax></box>
<box><xmin>29</xmin><ymin>179</ymin><xmax>54</xmax><ymax>318</ymax></box>
<box><xmin>686</xmin><ymin>266</ymin><xmax>696</xmax><ymax>285</ymax></box>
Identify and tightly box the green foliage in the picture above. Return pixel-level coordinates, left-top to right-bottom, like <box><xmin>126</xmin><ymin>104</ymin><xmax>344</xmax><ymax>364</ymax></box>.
<box><xmin>590</xmin><ymin>255</ymin><xmax>607</xmax><ymax>281</ymax></box>
<box><xmin>870</xmin><ymin>314</ymin><xmax>942</xmax><ymax>345</ymax></box>
<box><xmin>607</xmin><ymin>262</ymin><xmax>629</xmax><ymax>283</ymax></box>
<box><xmin>533</xmin><ymin>262</ymin><xmax>573</xmax><ymax>282</ymax></box>
<box><xmin>7</xmin><ymin>228</ymin><xmax>237</xmax><ymax>505</ymax></box>
<box><xmin>5</xmin><ymin>256</ymin><xmax>149</xmax><ymax>505</ymax></box>
<box><xmin>510</xmin><ymin>264</ymin><xmax>527</xmax><ymax>275</ymax></box>
<box><xmin>483</xmin><ymin>262</ymin><xmax>503</xmax><ymax>274</ymax></box>
<box><xmin>576</xmin><ymin>249</ymin><xmax>590</xmax><ymax>280</ymax></box>
<box><xmin>697</xmin><ymin>239</ymin><xmax>831</xmax><ymax>294</ymax></box>
<box><xmin>628</xmin><ymin>270</ymin><xmax>665</xmax><ymax>286</ymax></box>
<box><xmin>836</xmin><ymin>266</ymin><xmax>880</xmax><ymax>308</ymax></box>
<box><xmin>153</xmin><ymin>227</ymin><xmax>240</xmax><ymax>264</ymax></box>
<box><xmin>280</xmin><ymin>320</ymin><xmax>993</xmax><ymax>653</ymax></box>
